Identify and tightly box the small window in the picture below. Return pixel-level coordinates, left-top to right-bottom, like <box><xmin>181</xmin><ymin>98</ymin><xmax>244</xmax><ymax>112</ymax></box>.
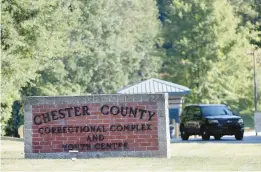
<box><xmin>193</xmin><ymin>107</ymin><xmax>201</xmax><ymax>116</ymax></box>
<box><xmin>182</xmin><ymin>107</ymin><xmax>188</xmax><ymax>116</ymax></box>
<box><xmin>186</xmin><ymin>107</ymin><xmax>194</xmax><ymax>116</ymax></box>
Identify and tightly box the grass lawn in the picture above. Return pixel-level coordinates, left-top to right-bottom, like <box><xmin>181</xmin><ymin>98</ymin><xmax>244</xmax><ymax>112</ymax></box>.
<box><xmin>1</xmin><ymin>136</ymin><xmax>261</xmax><ymax>171</ymax></box>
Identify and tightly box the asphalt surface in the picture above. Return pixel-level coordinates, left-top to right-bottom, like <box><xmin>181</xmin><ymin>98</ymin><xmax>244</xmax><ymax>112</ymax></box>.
<box><xmin>171</xmin><ymin>131</ymin><xmax>261</xmax><ymax>144</ymax></box>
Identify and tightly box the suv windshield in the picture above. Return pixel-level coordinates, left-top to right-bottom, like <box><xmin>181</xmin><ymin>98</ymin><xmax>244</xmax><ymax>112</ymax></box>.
<box><xmin>201</xmin><ymin>106</ymin><xmax>232</xmax><ymax>116</ymax></box>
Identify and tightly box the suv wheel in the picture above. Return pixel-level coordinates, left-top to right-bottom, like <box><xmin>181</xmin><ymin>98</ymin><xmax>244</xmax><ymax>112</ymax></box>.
<box><xmin>180</xmin><ymin>125</ymin><xmax>189</xmax><ymax>140</ymax></box>
<box><xmin>214</xmin><ymin>135</ymin><xmax>222</xmax><ymax>140</ymax></box>
<box><xmin>201</xmin><ymin>130</ymin><xmax>210</xmax><ymax>140</ymax></box>
<box><xmin>181</xmin><ymin>131</ymin><xmax>189</xmax><ymax>140</ymax></box>
<box><xmin>235</xmin><ymin>132</ymin><xmax>244</xmax><ymax>140</ymax></box>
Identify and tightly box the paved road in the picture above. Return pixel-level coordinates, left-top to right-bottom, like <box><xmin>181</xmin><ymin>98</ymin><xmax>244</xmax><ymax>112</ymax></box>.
<box><xmin>171</xmin><ymin>131</ymin><xmax>261</xmax><ymax>144</ymax></box>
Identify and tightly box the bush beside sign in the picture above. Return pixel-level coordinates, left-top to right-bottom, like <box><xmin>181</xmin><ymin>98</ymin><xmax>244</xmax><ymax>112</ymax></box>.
<box><xmin>24</xmin><ymin>94</ymin><xmax>170</xmax><ymax>158</ymax></box>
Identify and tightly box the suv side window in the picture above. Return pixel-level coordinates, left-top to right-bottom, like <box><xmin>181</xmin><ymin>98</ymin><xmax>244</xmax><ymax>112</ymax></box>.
<box><xmin>182</xmin><ymin>107</ymin><xmax>188</xmax><ymax>116</ymax></box>
<box><xmin>193</xmin><ymin>106</ymin><xmax>201</xmax><ymax>116</ymax></box>
<box><xmin>186</xmin><ymin>107</ymin><xmax>194</xmax><ymax>116</ymax></box>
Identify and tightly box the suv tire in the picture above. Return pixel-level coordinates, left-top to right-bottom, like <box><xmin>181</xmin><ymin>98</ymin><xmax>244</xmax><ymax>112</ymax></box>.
<box><xmin>201</xmin><ymin>130</ymin><xmax>210</xmax><ymax>140</ymax></box>
<box><xmin>181</xmin><ymin>131</ymin><xmax>189</xmax><ymax>140</ymax></box>
<box><xmin>214</xmin><ymin>135</ymin><xmax>222</xmax><ymax>140</ymax></box>
<box><xmin>180</xmin><ymin>125</ymin><xmax>189</xmax><ymax>140</ymax></box>
<box><xmin>235</xmin><ymin>132</ymin><xmax>244</xmax><ymax>140</ymax></box>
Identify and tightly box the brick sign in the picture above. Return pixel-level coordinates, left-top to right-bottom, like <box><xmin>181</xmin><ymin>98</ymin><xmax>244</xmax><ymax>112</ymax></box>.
<box><xmin>24</xmin><ymin>94</ymin><xmax>170</xmax><ymax>158</ymax></box>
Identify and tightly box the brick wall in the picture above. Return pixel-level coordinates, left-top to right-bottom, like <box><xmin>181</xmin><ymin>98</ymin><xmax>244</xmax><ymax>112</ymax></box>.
<box><xmin>24</xmin><ymin>94</ymin><xmax>170</xmax><ymax>158</ymax></box>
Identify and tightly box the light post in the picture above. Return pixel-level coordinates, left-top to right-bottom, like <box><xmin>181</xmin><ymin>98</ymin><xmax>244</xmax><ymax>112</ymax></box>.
<box><xmin>253</xmin><ymin>50</ymin><xmax>258</xmax><ymax>112</ymax></box>
<box><xmin>248</xmin><ymin>50</ymin><xmax>258</xmax><ymax>112</ymax></box>
<box><xmin>247</xmin><ymin>49</ymin><xmax>259</xmax><ymax>136</ymax></box>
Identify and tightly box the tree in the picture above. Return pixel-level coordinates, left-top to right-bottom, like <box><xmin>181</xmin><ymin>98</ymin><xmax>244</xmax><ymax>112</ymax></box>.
<box><xmin>2</xmin><ymin>0</ymin><xmax>161</xmax><ymax>135</ymax></box>
<box><xmin>1</xmin><ymin>0</ymin><xmax>79</xmax><ymax>135</ymax></box>
<box><xmin>228</xmin><ymin>0</ymin><xmax>261</xmax><ymax>111</ymax></box>
<box><xmin>158</xmin><ymin>0</ymin><xmax>254</xmax><ymax>112</ymax></box>
<box><xmin>24</xmin><ymin>0</ymin><xmax>161</xmax><ymax>96</ymax></box>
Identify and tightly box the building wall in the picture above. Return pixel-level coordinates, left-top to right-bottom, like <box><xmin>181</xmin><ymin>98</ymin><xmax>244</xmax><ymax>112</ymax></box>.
<box><xmin>169</xmin><ymin>95</ymin><xmax>183</xmax><ymax>120</ymax></box>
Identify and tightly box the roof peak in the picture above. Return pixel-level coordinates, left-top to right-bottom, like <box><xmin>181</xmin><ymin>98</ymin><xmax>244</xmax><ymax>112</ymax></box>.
<box><xmin>117</xmin><ymin>78</ymin><xmax>190</xmax><ymax>94</ymax></box>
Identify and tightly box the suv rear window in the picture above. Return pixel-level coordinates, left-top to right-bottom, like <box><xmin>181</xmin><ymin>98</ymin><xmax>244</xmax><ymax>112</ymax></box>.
<box><xmin>201</xmin><ymin>106</ymin><xmax>232</xmax><ymax>116</ymax></box>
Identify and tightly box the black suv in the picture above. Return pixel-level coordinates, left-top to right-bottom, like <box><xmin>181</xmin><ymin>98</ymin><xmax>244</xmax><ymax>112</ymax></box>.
<box><xmin>180</xmin><ymin>104</ymin><xmax>244</xmax><ymax>140</ymax></box>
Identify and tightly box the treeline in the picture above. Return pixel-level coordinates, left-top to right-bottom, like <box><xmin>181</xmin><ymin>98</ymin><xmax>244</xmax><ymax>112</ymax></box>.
<box><xmin>1</xmin><ymin>0</ymin><xmax>261</xmax><ymax>136</ymax></box>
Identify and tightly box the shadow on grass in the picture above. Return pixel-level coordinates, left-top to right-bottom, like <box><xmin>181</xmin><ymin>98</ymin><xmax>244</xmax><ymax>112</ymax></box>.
<box><xmin>1</xmin><ymin>136</ymin><xmax>24</xmax><ymax>142</ymax></box>
<box><xmin>171</xmin><ymin>135</ymin><xmax>261</xmax><ymax>144</ymax></box>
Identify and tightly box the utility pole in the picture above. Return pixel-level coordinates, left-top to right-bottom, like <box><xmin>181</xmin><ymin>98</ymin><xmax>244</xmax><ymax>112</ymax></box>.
<box><xmin>248</xmin><ymin>50</ymin><xmax>258</xmax><ymax>112</ymax></box>
<box><xmin>248</xmin><ymin>50</ymin><xmax>259</xmax><ymax>136</ymax></box>
<box><xmin>253</xmin><ymin>50</ymin><xmax>258</xmax><ymax>112</ymax></box>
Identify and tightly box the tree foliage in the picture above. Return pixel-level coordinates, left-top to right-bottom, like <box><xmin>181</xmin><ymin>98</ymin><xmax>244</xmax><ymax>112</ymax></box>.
<box><xmin>158</xmin><ymin>0</ymin><xmax>260</xmax><ymax>113</ymax></box>
<box><xmin>1</xmin><ymin>0</ymin><xmax>261</xmax><ymax>136</ymax></box>
<box><xmin>1</xmin><ymin>0</ymin><xmax>161</xmax><ymax>135</ymax></box>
